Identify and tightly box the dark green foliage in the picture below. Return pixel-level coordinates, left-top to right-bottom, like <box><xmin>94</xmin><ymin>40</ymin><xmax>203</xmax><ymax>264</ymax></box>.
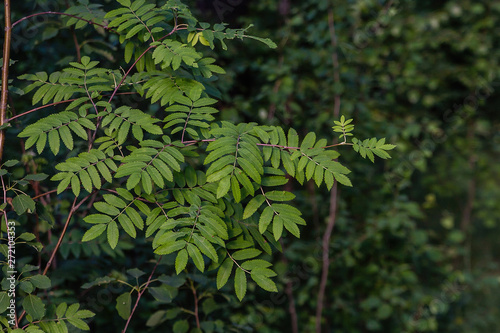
<box><xmin>0</xmin><ymin>0</ymin><xmax>394</xmax><ymax>332</ymax></box>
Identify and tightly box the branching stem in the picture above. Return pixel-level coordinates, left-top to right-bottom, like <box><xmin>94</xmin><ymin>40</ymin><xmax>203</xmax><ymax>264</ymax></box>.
<box><xmin>12</xmin><ymin>12</ymin><xmax>116</xmax><ymax>32</ymax></box>
<box><xmin>122</xmin><ymin>258</ymin><xmax>160</xmax><ymax>333</ymax></box>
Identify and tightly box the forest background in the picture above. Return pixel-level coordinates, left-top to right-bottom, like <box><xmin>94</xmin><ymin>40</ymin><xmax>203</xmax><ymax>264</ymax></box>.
<box><xmin>1</xmin><ymin>0</ymin><xmax>500</xmax><ymax>332</ymax></box>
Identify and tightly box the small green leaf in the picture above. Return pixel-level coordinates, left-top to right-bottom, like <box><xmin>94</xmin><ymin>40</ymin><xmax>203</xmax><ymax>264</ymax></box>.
<box><xmin>29</xmin><ymin>275</ymin><xmax>51</xmax><ymax>289</ymax></box>
<box><xmin>59</xmin><ymin>126</ymin><xmax>74</xmax><ymax>150</ymax></box>
<box><xmin>243</xmin><ymin>195</ymin><xmax>265</xmax><ymax>220</ymax></box>
<box><xmin>234</xmin><ymin>268</ymin><xmax>247</xmax><ymax>301</ymax></box>
<box><xmin>118</xmin><ymin>214</ymin><xmax>136</xmax><ymax>238</ymax></box>
<box><xmin>173</xmin><ymin>320</ymin><xmax>189</xmax><ymax>333</ymax></box>
<box><xmin>116</xmin><ymin>293</ymin><xmax>132</xmax><ymax>320</ymax></box>
<box><xmin>155</xmin><ymin>240</ymin><xmax>185</xmax><ymax>255</ymax></box>
<box><xmin>251</xmin><ymin>273</ymin><xmax>277</xmax><ymax>292</ymax></box>
<box><xmin>216</xmin><ymin>175</ymin><xmax>231</xmax><ymax>199</ymax></box>
<box><xmin>48</xmin><ymin>129</ymin><xmax>60</xmax><ymax>155</ymax></box>
<box><xmin>23</xmin><ymin>173</ymin><xmax>48</xmax><ymax>181</ymax></box>
<box><xmin>232</xmin><ymin>248</ymin><xmax>262</xmax><ymax>260</ymax></box>
<box><xmin>301</xmin><ymin>132</ymin><xmax>316</xmax><ymax>150</ymax></box>
<box><xmin>175</xmin><ymin>249</ymin><xmax>188</xmax><ymax>274</ymax></box>
<box><xmin>3</xmin><ymin>160</ymin><xmax>19</xmax><ymax>167</ymax></box>
<box><xmin>22</xmin><ymin>295</ymin><xmax>46</xmax><ymax>320</ymax></box>
<box><xmin>12</xmin><ymin>194</ymin><xmax>36</xmax><ymax>215</ymax></box>
<box><xmin>334</xmin><ymin>173</ymin><xmax>352</xmax><ymax>187</ymax></box>
<box><xmin>192</xmin><ymin>234</ymin><xmax>218</xmax><ymax>262</ymax></box>
<box><xmin>0</xmin><ymin>292</ymin><xmax>8</xmax><ymax>314</ymax></box>
<box><xmin>20</xmin><ymin>281</ymin><xmax>34</xmax><ymax>293</ymax></box>
<box><xmin>56</xmin><ymin>302</ymin><xmax>67</xmax><ymax>319</ymax></box>
<box><xmin>231</xmin><ymin>176</ymin><xmax>241</xmax><ymax>202</ymax></box>
<box><xmin>82</xmin><ymin>224</ymin><xmax>106</xmax><ymax>242</ymax></box>
<box><xmin>84</xmin><ymin>214</ymin><xmax>112</xmax><ymax>224</ymax></box>
<box><xmin>103</xmin><ymin>194</ymin><xmax>127</xmax><ymax>208</ymax></box>
<box><xmin>187</xmin><ymin>243</ymin><xmax>205</xmax><ymax>273</ymax></box>
<box><xmin>216</xmin><ymin>258</ymin><xmax>233</xmax><ymax>290</ymax></box>
<box><xmin>265</xmin><ymin>191</ymin><xmax>295</xmax><ymax>202</ymax></box>
<box><xmin>259</xmin><ymin>206</ymin><xmax>274</xmax><ymax>234</ymax></box>
<box><xmin>107</xmin><ymin>220</ymin><xmax>119</xmax><ymax>249</ymax></box>
<box><xmin>127</xmin><ymin>268</ymin><xmax>145</xmax><ymax>279</ymax></box>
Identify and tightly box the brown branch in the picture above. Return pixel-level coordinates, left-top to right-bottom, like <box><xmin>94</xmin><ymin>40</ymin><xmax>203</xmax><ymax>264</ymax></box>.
<box><xmin>71</xmin><ymin>26</ymin><xmax>81</xmax><ymax>62</ymax></box>
<box><xmin>42</xmin><ymin>196</ymin><xmax>77</xmax><ymax>275</ymax></box>
<box><xmin>122</xmin><ymin>258</ymin><xmax>161</xmax><ymax>333</ymax></box>
<box><xmin>316</xmin><ymin>7</ymin><xmax>341</xmax><ymax>333</ymax></box>
<box><xmin>12</xmin><ymin>12</ymin><xmax>115</xmax><ymax>33</ymax></box>
<box><xmin>0</xmin><ymin>0</ymin><xmax>12</xmax><ymax>163</ymax></box>
<box><xmin>6</xmin><ymin>93</ymin><xmax>137</xmax><ymax>123</ymax></box>
<box><xmin>189</xmin><ymin>279</ymin><xmax>201</xmax><ymax>329</ymax></box>
<box><xmin>6</xmin><ymin>98</ymin><xmax>79</xmax><ymax>122</ymax></box>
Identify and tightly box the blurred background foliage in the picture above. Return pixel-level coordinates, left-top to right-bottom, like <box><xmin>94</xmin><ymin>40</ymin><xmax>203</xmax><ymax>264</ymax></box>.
<box><xmin>3</xmin><ymin>0</ymin><xmax>500</xmax><ymax>332</ymax></box>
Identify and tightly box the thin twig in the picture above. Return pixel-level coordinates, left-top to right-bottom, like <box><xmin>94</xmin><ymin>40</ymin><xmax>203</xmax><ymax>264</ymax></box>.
<box><xmin>226</xmin><ymin>251</ymin><xmax>251</xmax><ymax>274</ymax></box>
<box><xmin>42</xmin><ymin>196</ymin><xmax>77</xmax><ymax>275</ymax></box>
<box><xmin>6</xmin><ymin>93</ymin><xmax>137</xmax><ymax>123</ymax></box>
<box><xmin>316</xmin><ymin>7</ymin><xmax>341</xmax><ymax>333</ymax></box>
<box><xmin>189</xmin><ymin>279</ymin><xmax>201</xmax><ymax>329</ymax></box>
<box><xmin>12</xmin><ymin>12</ymin><xmax>115</xmax><ymax>33</ymax></box>
<box><xmin>0</xmin><ymin>0</ymin><xmax>12</xmax><ymax>163</ymax></box>
<box><xmin>70</xmin><ymin>26</ymin><xmax>81</xmax><ymax>62</ymax></box>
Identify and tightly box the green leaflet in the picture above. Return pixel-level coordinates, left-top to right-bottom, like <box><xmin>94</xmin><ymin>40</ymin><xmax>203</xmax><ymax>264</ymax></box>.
<box><xmin>216</xmin><ymin>258</ymin><xmax>234</xmax><ymax>289</ymax></box>
<box><xmin>175</xmin><ymin>249</ymin><xmax>188</xmax><ymax>274</ymax></box>
<box><xmin>116</xmin><ymin>293</ymin><xmax>132</xmax><ymax>320</ymax></box>
<box><xmin>272</xmin><ymin>215</ymin><xmax>284</xmax><ymax>241</ymax></box>
<box><xmin>82</xmin><ymin>224</ymin><xmax>106</xmax><ymax>242</ymax></box>
<box><xmin>251</xmin><ymin>273</ymin><xmax>278</xmax><ymax>293</ymax></box>
<box><xmin>187</xmin><ymin>243</ymin><xmax>205</xmax><ymax>272</ymax></box>
<box><xmin>243</xmin><ymin>195</ymin><xmax>266</xmax><ymax>219</ymax></box>
<box><xmin>240</xmin><ymin>259</ymin><xmax>272</xmax><ymax>271</ymax></box>
<box><xmin>234</xmin><ymin>268</ymin><xmax>247</xmax><ymax>301</ymax></box>
<box><xmin>232</xmin><ymin>248</ymin><xmax>262</xmax><ymax>260</ymax></box>
<box><xmin>107</xmin><ymin>220</ymin><xmax>120</xmax><ymax>249</ymax></box>
<box><xmin>192</xmin><ymin>234</ymin><xmax>218</xmax><ymax>262</ymax></box>
<box><xmin>352</xmin><ymin>137</ymin><xmax>396</xmax><ymax>163</ymax></box>
<box><xmin>12</xmin><ymin>194</ymin><xmax>36</xmax><ymax>215</ymax></box>
<box><xmin>22</xmin><ymin>295</ymin><xmax>46</xmax><ymax>320</ymax></box>
<box><xmin>216</xmin><ymin>175</ymin><xmax>231</xmax><ymax>199</ymax></box>
<box><xmin>259</xmin><ymin>206</ymin><xmax>274</xmax><ymax>234</ymax></box>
